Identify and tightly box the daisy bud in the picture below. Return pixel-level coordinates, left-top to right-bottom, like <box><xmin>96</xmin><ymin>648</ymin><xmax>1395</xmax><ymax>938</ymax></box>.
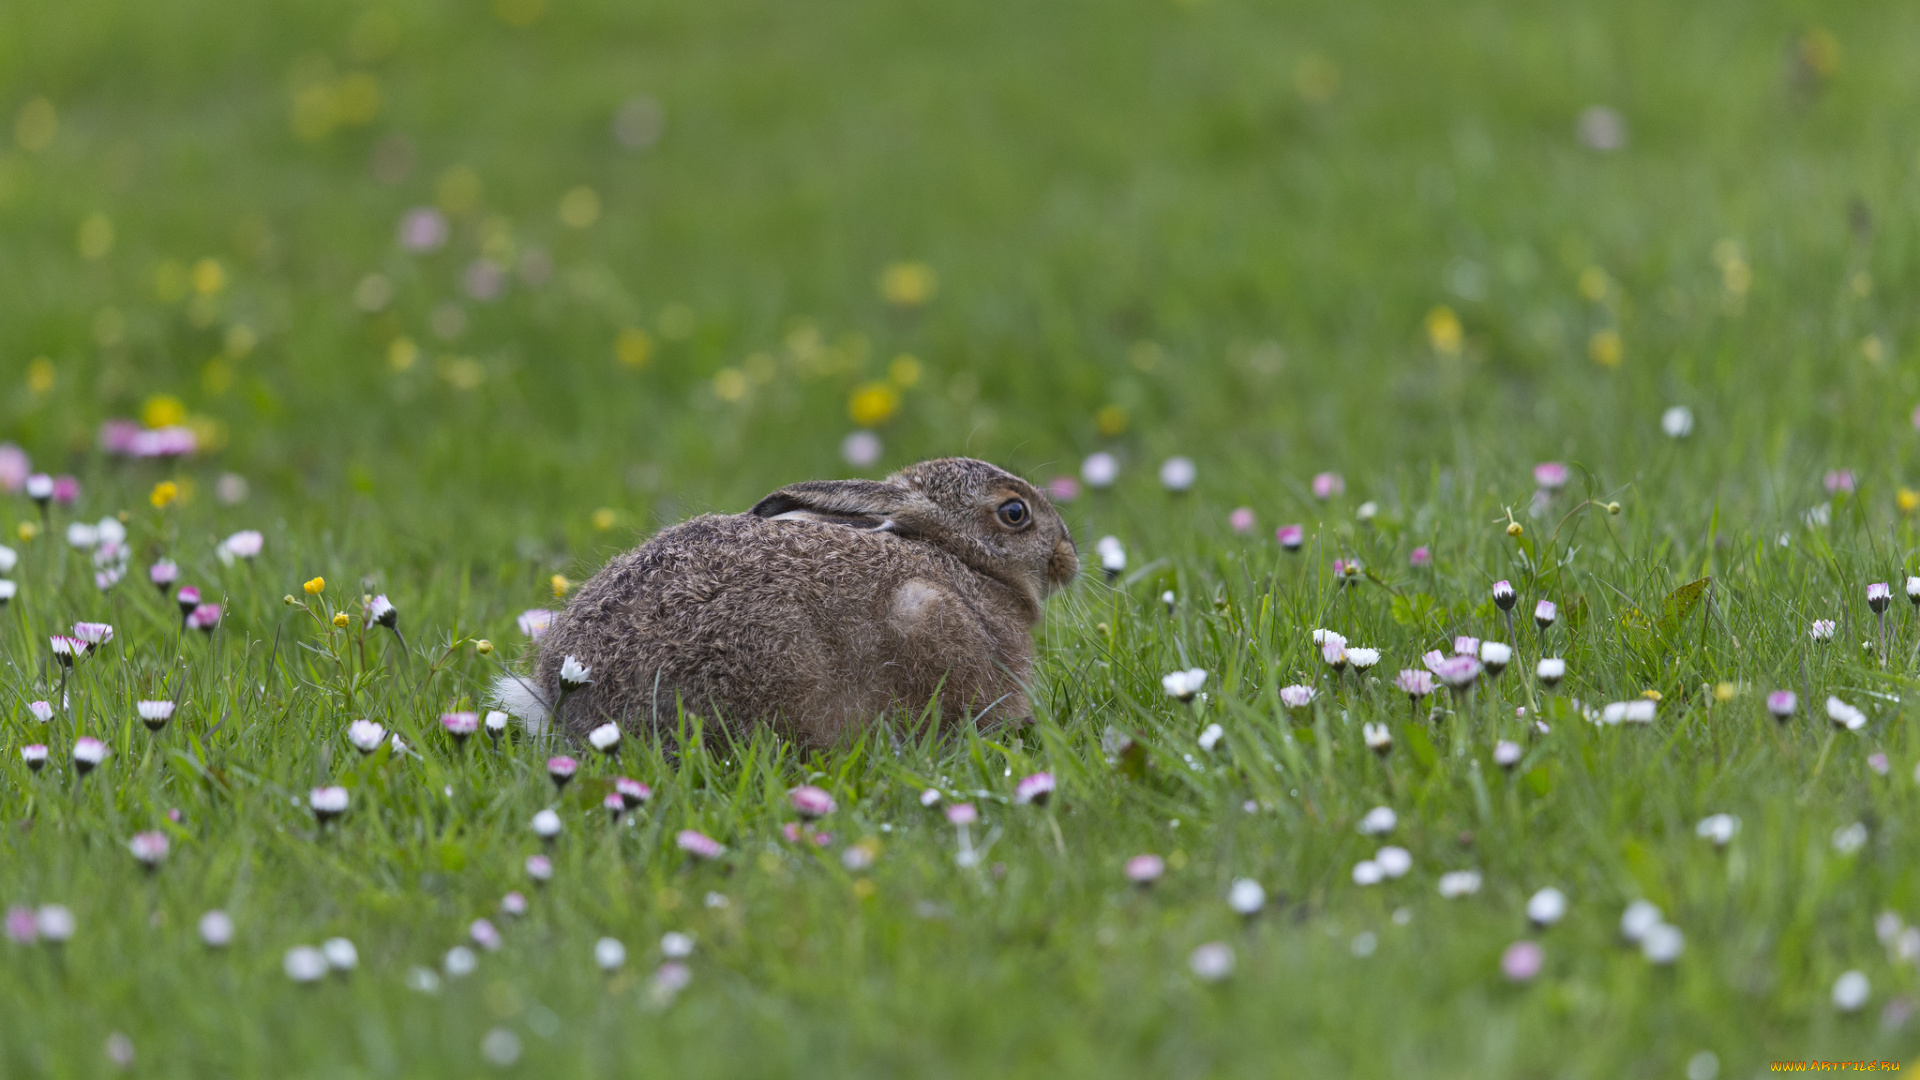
<box><xmin>1358</xmin><ymin>806</ymin><xmax>1396</xmax><ymax>835</ymax></box>
<box><xmin>347</xmin><ymin>719</ymin><xmax>386</xmax><ymax>754</ymax></box>
<box><xmin>615</xmin><ymin>777</ymin><xmax>651</xmax><ymax>808</ymax></box>
<box><xmin>284</xmin><ymin>946</ymin><xmax>328</xmax><ymax>983</ymax></box>
<box><xmin>176</xmin><ymin>585</ymin><xmax>202</xmax><ymax>619</ymax></box>
<box><xmin>368</xmin><ymin>594</ymin><xmax>398</xmax><ymax>629</ymax></box>
<box><xmin>1492</xmin><ymin>740</ymin><xmax>1521</xmax><ymax>771</ymax></box>
<box><xmin>1437</xmin><ymin>870</ymin><xmax>1482</xmax><ymax>898</ymax></box>
<box><xmin>1833</xmin><ymin>971</ymin><xmax>1870</xmax><ymax>1012</ymax></box>
<box><xmin>1694</xmin><ymin>813</ymin><xmax>1739</xmax><ymax>848</ymax></box>
<box><xmin>790</xmin><ymin>785</ymin><xmax>836</xmax><ymax>818</ymax></box>
<box><xmin>150</xmin><ymin>560</ymin><xmax>178</xmax><ymax>593</ymax></box>
<box><xmin>1374</xmin><ymin>846</ymin><xmax>1411</xmax><ymax>878</ymax></box>
<box><xmin>470</xmin><ymin>919</ymin><xmax>503</xmax><ymax>952</ymax></box>
<box><xmin>1158</xmin><ymin>457</ymin><xmax>1196</xmax><ymax>493</ymax></box>
<box><xmin>500</xmin><ymin>892</ymin><xmax>529</xmax><ymax>918</ymax></box>
<box><xmin>1095</xmin><ymin>535</ymin><xmax>1126</xmax><ymax>578</ymax></box>
<box><xmin>1161</xmin><ymin>668</ymin><xmax>1208</xmax><ymax>702</ymax></box>
<box><xmin>1766</xmin><ymin>690</ymin><xmax>1796</xmax><ymax>721</ymax></box>
<box><xmin>660</xmin><ymin>930</ymin><xmax>696</xmax><ymax>958</ymax></box>
<box><xmin>483</xmin><ymin>711</ymin><xmax>508</xmax><ymax>740</ymax></box>
<box><xmin>594</xmin><ymin>937</ymin><xmax>627</xmax><ymax>972</ymax></box>
<box><xmin>1279</xmin><ymin>684</ymin><xmax>1317</xmax><ymax>710</ymax></box>
<box><xmin>1189</xmin><ymin>942</ymin><xmax>1235</xmax><ymax>982</ymax></box>
<box><xmin>1363</xmin><ymin>722</ymin><xmax>1392</xmax><ymax>756</ymax></box>
<box><xmin>1228</xmin><ymin>507</ymin><xmax>1255</xmax><ymax>533</ymax></box>
<box><xmin>49</xmin><ymin>636</ymin><xmax>83</xmax><ymax>666</ymax></box>
<box><xmin>440</xmin><ymin>712</ymin><xmax>479</xmax><ymax>744</ymax></box>
<box><xmin>532</xmin><ymin>809</ymin><xmax>563</xmax><ymax>841</ymax></box>
<box><xmin>1532</xmin><ymin>462</ymin><xmax>1569</xmax><ymax>491</ymax></box>
<box><xmin>1395</xmin><ymin>670</ymin><xmax>1435</xmax><ymax>701</ymax></box>
<box><xmin>1501</xmin><ymin>941</ymin><xmax>1544</xmax><ymax>982</ymax></box>
<box><xmin>1526</xmin><ymin>887</ymin><xmax>1567</xmax><ymax>928</ymax></box>
<box><xmin>559</xmin><ymin>655</ymin><xmax>592</xmax><ymax>695</ymax></box>
<box><xmin>1479</xmin><ymin>641</ymin><xmax>1512</xmax><ymax>675</ymax></box>
<box><xmin>1276</xmin><ymin>524</ymin><xmax>1304</xmax><ymax>551</ymax></box>
<box><xmin>1661</xmin><ymin>405</ymin><xmax>1694</xmax><ymax>439</ymax></box>
<box><xmin>603</xmin><ymin>792</ymin><xmax>627</xmax><ymax>822</ymax></box>
<box><xmin>1124</xmin><ymin>853</ymin><xmax>1165</xmax><ymax>884</ymax></box>
<box><xmin>35</xmin><ymin>905</ymin><xmax>74</xmax><ymax>943</ymax></box>
<box><xmin>1321</xmin><ymin>639</ymin><xmax>1347</xmax><ymax>671</ymax></box>
<box><xmin>1197</xmin><ymin>723</ymin><xmax>1224</xmax><ymax>751</ymax></box>
<box><xmin>587</xmin><ymin>723</ymin><xmax>621</xmax><ymax>756</ymax></box>
<box><xmin>1908</xmin><ymin>577</ymin><xmax>1920</xmax><ymax>607</ymax></box>
<box><xmin>73</xmin><ymin>736</ymin><xmax>106</xmax><ymax>775</ymax></box>
<box><xmin>1536</xmin><ymin>658</ymin><xmax>1566</xmax><ymax>689</ymax></box>
<box><xmin>443</xmin><ymin>946</ymin><xmax>478</xmax><ymax>978</ymax></box>
<box><xmin>1352</xmin><ymin>860</ymin><xmax>1384</xmax><ymax>886</ymax></box>
<box><xmin>945</xmin><ymin>803</ymin><xmax>978</xmax><ymax>827</ymax></box>
<box><xmin>22</xmin><ymin>744</ymin><xmax>48</xmax><ymax>771</ymax></box>
<box><xmin>1491</xmin><ymin>580</ymin><xmax>1516</xmax><ymax>611</ymax></box>
<box><xmin>1827</xmin><ymin>696</ymin><xmax>1867</xmax><ymax>731</ymax></box>
<box><xmin>1227</xmin><ymin>878</ymin><xmax>1266</xmax><ymax>916</ymax></box>
<box><xmin>1080</xmin><ymin>452</ymin><xmax>1118</xmax><ymax>489</ymax></box>
<box><xmin>525</xmin><ymin>854</ymin><xmax>553</xmax><ymax>884</ymax></box>
<box><xmin>187</xmin><ymin>604</ymin><xmax>221</xmax><ymax>633</ymax></box>
<box><xmin>198</xmin><ymin>910</ymin><xmax>234</xmax><ymax>948</ymax></box>
<box><xmin>1435</xmin><ymin>655</ymin><xmax>1483</xmax><ymax>691</ymax></box>
<box><xmin>128</xmin><ymin>831</ymin><xmax>170</xmax><ymax>869</ymax></box>
<box><xmin>675</xmin><ymin>829</ymin><xmax>724</xmax><ymax>859</ymax></box>
<box><xmin>1409</xmin><ymin>545</ymin><xmax>1432</xmax><ymax>568</ymax></box>
<box><xmin>1013</xmin><ymin>772</ymin><xmax>1054</xmax><ymax>806</ymax></box>
<box><xmin>1642</xmin><ymin>923</ymin><xmax>1684</xmax><ymax>964</ymax></box>
<box><xmin>1869</xmin><ymin>582</ymin><xmax>1892</xmax><ymax>613</ymax></box>
<box><xmin>310</xmin><ymin>786</ymin><xmax>349</xmax><ymax>823</ymax></box>
<box><xmin>28</xmin><ymin>700</ymin><xmax>53</xmax><ymax>723</ymax></box>
<box><xmin>1809</xmin><ymin>619</ymin><xmax>1836</xmax><ymax>641</ymax></box>
<box><xmin>547</xmin><ymin>756</ymin><xmax>577</xmax><ymax>790</ymax></box>
<box><xmin>136</xmin><ymin>700</ymin><xmax>175</xmax><ymax>732</ymax></box>
<box><xmin>25</xmin><ymin>473</ymin><xmax>52</xmax><ymax>504</ymax></box>
<box><xmin>1534</xmin><ymin>599</ymin><xmax>1557</xmax><ymax>629</ymax></box>
<box><xmin>1311</xmin><ymin>471</ymin><xmax>1344</xmax><ymax>500</ymax></box>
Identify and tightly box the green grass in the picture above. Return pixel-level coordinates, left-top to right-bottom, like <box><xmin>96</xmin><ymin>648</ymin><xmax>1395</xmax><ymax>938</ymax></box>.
<box><xmin>2</xmin><ymin>0</ymin><xmax>1920</xmax><ymax>1074</ymax></box>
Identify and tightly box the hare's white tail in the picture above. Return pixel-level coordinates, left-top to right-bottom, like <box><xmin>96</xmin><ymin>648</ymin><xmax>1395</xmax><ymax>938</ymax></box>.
<box><xmin>490</xmin><ymin>672</ymin><xmax>553</xmax><ymax>737</ymax></box>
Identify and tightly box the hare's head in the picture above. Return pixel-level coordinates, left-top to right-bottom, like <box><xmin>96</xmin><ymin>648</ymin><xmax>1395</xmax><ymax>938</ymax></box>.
<box><xmin>751</xmin><ymin>457</ymin><xmax>1078</xmax><ymax>612</ymax></box>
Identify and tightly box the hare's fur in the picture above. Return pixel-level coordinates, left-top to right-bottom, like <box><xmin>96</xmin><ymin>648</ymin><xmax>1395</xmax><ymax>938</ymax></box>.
<box><xmin>494</xmin><ymin>458</ymin><xmax>1077</xmax><ymax>748</ymax></box>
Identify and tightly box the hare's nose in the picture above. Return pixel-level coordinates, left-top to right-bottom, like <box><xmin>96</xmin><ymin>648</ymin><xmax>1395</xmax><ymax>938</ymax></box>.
<box><xmin>1049</xmin><ymin>536</ymin><xmax>1080</xmax><ymax>586</ymax></box>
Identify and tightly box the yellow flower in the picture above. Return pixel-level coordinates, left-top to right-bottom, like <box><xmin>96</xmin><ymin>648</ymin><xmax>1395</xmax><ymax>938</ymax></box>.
<box><xmin>1641</xmin><ymin>689</ymin><xmax>1662</xmax><ymax>702</ymax></box>
<box><xmin>848</xmin><ymin>382</ymin><xmax>900</xmax><ymax>427</ymax></box>
<box><xmin>142</xmin><ymin>394</ymin><xmax>187</xmax><ymax>429</ymax></box>
<box><xmin>591</xmin><ymin>508</ymin><xmax>617</xmax><ymax>531</ymax></box>
<box><xmin>26</xmin><ymin>357</ymin><xmax>54</xmax><ymax>395</ymax></box>
<box><xmin>333</xmin><ymin>612</ymin><xmax>350</xmax><ymax>628</ymax></box>
<box><xmin>16</xmin><ymin>521</ymin><xmax>38</xmax><ymax>541</ymax></box>
<box><xmin>1588</xmin><ymin>329</ymin><xmax>1622</xmax><ymax>368</ymax></box>
<box><xmin>1425</xmin><ymin>306</ymin><xmax>1462</xmax><ymax>356</ymax></box>
<box><xmin>304</xmin><ymin>577</ymin><xmax>326</xmax><ymax>595</ymax></box>
<box><xmin>1095</xmin><ymin>404</ymin><xmax>1128</xmax><ymax>437</ymax></box>
<box><xmin>558</xmin><ymin>186</ymin><xmax>601</xmax><ymax>229</ymax></box>
<box><xmin>551</xmin><ymin>574</ymin><xmax>573</xmax><ymax>598</ymax></box>
<box><xmin>615</xmin><ymin>327</ymin><xmax>653</xmax><ymax>369</ymax></box>
<box><xmin>1713</xmin><ymin>682</ymin><xmax>1738</xmax><ymax>703</ymax></box>
<box><xmin>878</xmin><ymin>262</ymin><xmax>937</xmax><ymax>306</ymax></box>
<box><xmin>191</xmin><ymin>258</ymin><xmax>226</xmax><ymax>296</ymax></box>
<box><xmin>150</xmin><ymin>481</ymin><xmax>178</xmax><ymax>509</ymax></box>
<box><xmin>1899</xmin><ymin>487</ymin><xmax>1920</xmax><ymax>514</ymax></box>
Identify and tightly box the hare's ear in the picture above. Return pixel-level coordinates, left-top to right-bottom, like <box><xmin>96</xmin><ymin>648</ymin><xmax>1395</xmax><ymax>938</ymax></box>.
<box><xmin>750</xmin><ymin>480</ymin><xmax>920</xmax><ymax>532</ymax></box>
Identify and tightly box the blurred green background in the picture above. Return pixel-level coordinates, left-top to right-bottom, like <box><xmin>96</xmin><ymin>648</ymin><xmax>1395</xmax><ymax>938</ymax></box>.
<box><xmin>5</xmin><ymin>0</ymin><xmax>1915</xmax><ymax>554</ymax></box>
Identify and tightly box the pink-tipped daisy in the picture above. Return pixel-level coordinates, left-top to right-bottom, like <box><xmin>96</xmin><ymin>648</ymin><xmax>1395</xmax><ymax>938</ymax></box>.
<box><xmin>1228</xmin><ymin>507</ymin><xmax>1255</xmax><ymax>533</ymax></box>
<box><xmin>1869</xmin><ymin>582</ymin><xmax>1892</xmax><ymax>613</ymax></box>
<box><xmin>603</xmin><ymin>792</ymin><xmax>628</xmax><ymax>822</ymax></box>
<box><xmin>1767</xmin><ymin>690</ymin><xmax>1796</xmax><ymax>721</ymax></box>
<box><xmin>1501</xmin><ymin>940</ymin><xmax>1544</xmax><ymax>982</ymax></box>
<box><xmin>1276</xmin><ymin>524</ymin><xmax>1304</xmax><ymax>551</ymax></box>
<box><xmin>22</xmin><ymin>744</ymin><xmax>48</xmax><ymax>772</ymax></box>
<box><xmin>1279</xmin><ymin>684</ymin><xmax>1317</xmax><ymax>710</ymax></box>
<box><xmin>517</xmin><ymin>609</ymin><xmax>555</xmax><ymax>639</ymax></box>
<box><xmin>28</xmin><ymin>701</ymin><xmax>53</xmax><ymax>723</ymax></box>
<box><xmin>175</xmin><ymin>585</ymin><xmax>202</xmax><ymax>619</ymax></box>
<box><xmin>1532</xmin><ymin>462</ymin><xmax>1569</xmax><ymax>491</ymax></box>
<box><xmin>1311</xmin><ymin>472</ymin><xmax>1344</xmax><ymax>500</ymax></box>
<box><xmin>547</xmin><ymin>756</ymin><xmax>577</xmax><ymax>790</ymax></box>
<box><xmin>310</xmin><ymin>786</ymin><xmax>349</xmax><ymax>823</ymax></box>
<box><xmin>1013</xmin><ymin>772</ymin><xmax>1055</xmax><ymax>806</ymax></box>
<box><xmin>1125</xmin><ymin>853</ymin><xmax>1166</xmax><ymax>884</ymax></box>
<box><xmin>1491</xmin><ymin>580</ymin><xmax>1516</xmax><ymax>612</ymax></box>
<box><xmin>49</xmin><ymin>636</ymin><xmax>85</xmax><ymax>666</ymax></box>
<box><xmin>1395</xmin><ymin>669</ymin><xmax>1436</xmax><ymax>701</ymax></box>
<box><xmin>73</xmin><ymin>737</ymin><xmax>106</xmax><ymax>775</ymax></box>
<box><xmin>149</xmin><ymin>560</ymin><xmax>179</xmax><ymax>592</ymax></box>
<box><xmin>440</xmin><ymin>712</ymin><xmax>479</xmax><ymax>743</ymax></box>
<box><xmin>615</xmin><ymin>777</ymin><xmax>651</xmax><ymax>808</ymax></box>
<box><xmin>675</xmin><ymin>829</ymin><xmax>724</xmax><ymax>859</ymax></box>
<box><xmin>1409</xmin><ymin>545</ymin><xmax>1431</xmax><ymax>568</ymax></box>
<box><xmin>945</xmin><ymin>803</ymin><xmax>979</xmax><ymax>827</ymax></box>
<box><xmin>187</xmin><ymin>604</ymin><xmax>221</xmax><ymax>633</ymax></box>
<box><xmin>1534</xmin><ymin>599</ymin><xmax>1557</xmax><ymax>629</ymax></box>
<box><xmin>525</xmin><ymin>854</ymin><xmax>553</xmax><ymax>884</ymax></box>
<box><xmin>137</xmin><ymin>701</ymin><xmax>175</xmax><ymax>732</ymax></box>
<box><xmin>128</xmin><ymin>831</ymin><xmax>170</xmax><ymax>869</ymax></box>
<box><xmin>789</xmin><ymin>785</ymin><xmax>836</xmax><ymax>819</ymax></box>
<box><xmin>1434</xmin><ymin>655</ymin><xmax>1483</xmax><ymax>690</ymax></box>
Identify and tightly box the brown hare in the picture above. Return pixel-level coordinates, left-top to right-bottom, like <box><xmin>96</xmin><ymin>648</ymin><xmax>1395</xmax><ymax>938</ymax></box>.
<box><xmin>492</xmin><ymin>457</ymin><xmax>1079</xmax><ymax>748</ymax></box>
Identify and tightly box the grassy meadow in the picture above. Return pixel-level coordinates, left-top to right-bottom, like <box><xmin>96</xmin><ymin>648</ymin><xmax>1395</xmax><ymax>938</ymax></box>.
<box><xmin>2</xmin><ymin>0</ymin><xmax>1920</xmax><ymax>1074</ymax></box>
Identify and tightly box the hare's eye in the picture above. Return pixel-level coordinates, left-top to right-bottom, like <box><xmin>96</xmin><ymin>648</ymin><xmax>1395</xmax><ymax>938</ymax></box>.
<box><xmin>997</xmin><ymin>499</ymin><xmax>1030</xmax><ymax>528</ymax></box>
